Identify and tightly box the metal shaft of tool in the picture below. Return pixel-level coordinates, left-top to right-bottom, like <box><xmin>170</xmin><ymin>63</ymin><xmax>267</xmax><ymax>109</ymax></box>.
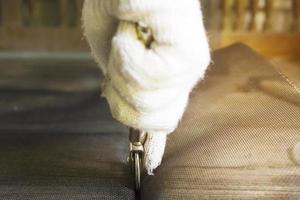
<box><xmin>127</xmin><ymin>22</ymin><xmax>152</xmax><ymax>192</ymax></box>
<box><xmin>129</xmin><ymin>128</ymin><xmax>147</xmax><ymax>191</ymax></box>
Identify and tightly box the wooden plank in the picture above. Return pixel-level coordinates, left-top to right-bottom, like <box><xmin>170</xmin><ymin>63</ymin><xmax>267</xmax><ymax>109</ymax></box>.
<box><xmin>0</xmin><ymin>0</ymin><xmax>85</xmax><ymax>52</ymax></box>
<box><xmin>264</xmin><ymin>0</ymin><xmax>274</xmax><ymax>31</ymax></box>
<box><xmin>0</xmin><ymin>27</ymin><xmax>88</xmax><ymax>51</ymax></box>
<box><xmin>235</xmin><ymin>0</ymin><xmax>249</xmax><ymax>31</ymax></box>
<box><xmin>59</xmin><ymin>0</ymin><xmax>69</xmax><ymax>27</ymax></box>
<box><xmin>25</xmin><ymin>0</ymin><xmax>61</xmax><ymax>27</ymax></box>
<box><xmin>203</xmin><ymin>0</ymin><xmax>222</xmax><ymax>30</ymax></box>
<box><xmin>222</xmin><ymin>0</ymin><xmax>236</xmax><ymax>32</ymax></box>
<box><xmin>221</xmin><ymin>32</ymin><xmax>300</xmax><ymax>59</ymax></box>
<box><xmin>250</xmin><ymin>0</ymin><xmax>263</xmax><ymax>32</ymax></box>
<box><xmin>0</xmin><ymin>0</ymin><xmax>2</xmax><ymax>26</ymax></box>
<box><xmin>2</xmin><ymin>0</ymin><xmax>22</xmax><ymax>27</ymax></box>
<box><xmin>292</xmin><ymin>0</ymin><xmax>300</xmax><ymax>31</ymax></box>
<box><xmin>60</xmin><ymin>0</ymin><xmax>83</xmax><ymax>27</ymax></box>
<box><xmin>59</xmin><ymin>0</ymin><xmax>80</xmax><ymax>27</ymax></box>
<box><xmin>269</xmin><ymin>0</ymin><xmax>294</xmax><ymax>32</ymax></box>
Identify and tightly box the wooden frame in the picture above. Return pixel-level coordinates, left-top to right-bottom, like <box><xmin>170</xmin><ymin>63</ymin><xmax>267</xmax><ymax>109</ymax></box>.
<box><xmin>0</xmin><ymin>0</ymin><xmax>87</xmax><ymax>51</ymax></box>
<box><xmin>220</xmin><ymin>0</ymin><xmax>300</xmax><ymax>58</ymax></box>
<box><xmin>222</xmin><ymin>32</ymin><xmax>300</xmax><ymax>59</ymax></box>
<box><xmin>0</xmin><ymin>0</ymin><xmax>300</xmax><ymax>57</ymax></box>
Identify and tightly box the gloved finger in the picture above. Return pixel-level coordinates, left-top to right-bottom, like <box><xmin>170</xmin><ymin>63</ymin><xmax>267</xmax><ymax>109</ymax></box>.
<box><xmin>110</xmin><ymin>22</ymin><xmax>208</xmax><ymax>90</ymax></box>
<box><xmin>112</xmin><ymin>0</ymin><xmax>206</xmax><ymax>46</ymax></box>
<box><xmin>144</xmin><ymin>132</ymin><xmax>168</xmax><ymax>175</ymax></box>
<box><xmin>102</xmin><ymin>81</ymin><xmax>140</xmax><ymax>128</ymax></box>
<box><xmin>104</xmin><ymin>82</ymin><xmax>189</xmax><ymax>133</ymax></box>
<box><xmin>136</xmin><ymin>92</ymin><xmax>189</xmax><ymax>132</ymax></box>
<box><xmin>108</xmin><ymin>66</ymin><xmax>189</xmax><ymax>112</ymax></box>
<box><xmin>103</xmin><ymin>69</ymin><xmax>189</xmax><ymax>133</ymax></box>
<box><xmin>110</xmin><ymin>0</ymin><xmax>177</xmax><ymax>45</ymax></box>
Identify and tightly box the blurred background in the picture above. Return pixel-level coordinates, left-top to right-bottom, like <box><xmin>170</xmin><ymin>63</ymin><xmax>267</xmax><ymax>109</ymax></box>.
<box><xmin>0</xmin><ymin>2</ymin><xmax>298</xmax><ymax>198</ymax></box>
<box><xmin>1</xmin><ymin>1</ymin><xmax>300</xmax><ymax>56</ymax></box>
<box><xmin>0</xmin><ymin>0</ymin><xmax>299</xmax><ymax>86</ymax></box>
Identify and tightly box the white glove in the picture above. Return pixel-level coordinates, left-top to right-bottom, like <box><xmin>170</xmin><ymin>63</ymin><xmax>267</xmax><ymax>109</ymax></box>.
<box><xmin>83</xmin><ymin>0</ymin><xmax>210</xmax><ymax>174</ymax></box>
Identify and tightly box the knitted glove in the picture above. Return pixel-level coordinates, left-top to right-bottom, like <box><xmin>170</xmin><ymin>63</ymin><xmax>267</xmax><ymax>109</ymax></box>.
<box><xmin>83</xmin><ymin>0</ymin><xmax>210</xmax><ymax>174</ymax></box>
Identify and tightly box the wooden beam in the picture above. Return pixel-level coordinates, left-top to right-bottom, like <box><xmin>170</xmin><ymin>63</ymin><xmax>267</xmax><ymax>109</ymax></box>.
<box><xmin>292</xmin><ymin>0</ymin><xmax>300</xmax><ymax>31</ymax></box>
<box><xmin>0</xmin><ymin>27</ymin><xmax>88</xmax><ymax>51</ymax></box>
<box><xmin>0</xmin><ymin>0</ymin><xmax>2</xmax><ymax>26</ymax></box>
<box><xmin>222</xmin><ymin>0</ymin><xmax>236</xmax><ymax>32</ymax></box>
<box><xmin>221</xmin><ymin>32</ymin><xmax>300</xmax><ymax>59</ymax></box>
<box><xmin>2</xmin><ymin>0</ymin><xmax>22</xmax><ymax>27</ymax></box>
<box><xmin>235</xmin><ymin>0</ymin><xmax>248</xmax><ymax>31</ymax></box>
<box><xmin>59</xmin><ymin>0</ymin><xmax>69</xmax><ymax>27</ymax></box>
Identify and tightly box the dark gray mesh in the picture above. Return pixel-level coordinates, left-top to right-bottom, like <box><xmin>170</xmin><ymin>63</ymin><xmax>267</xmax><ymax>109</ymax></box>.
<box><xmin>0</xmin><ymin>44</ymin><xmax>299</xmax><ymax>200</ymax></box>
<box><xmin>0</xmin><ymin>61</ymin><xmax>135</xmax><ymax>200</ymax></box>
<box><xmin>141</xmin><ymin>44</ymin><xmax>300</xmax><ymax>200</ymax></box>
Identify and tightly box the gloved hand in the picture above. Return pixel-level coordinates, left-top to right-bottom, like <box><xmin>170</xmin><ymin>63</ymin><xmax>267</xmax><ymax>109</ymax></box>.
<box><xmin>83</xmin><ymin>0</ymin><xmax>210</xmax><ymax>174</ymax></box>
